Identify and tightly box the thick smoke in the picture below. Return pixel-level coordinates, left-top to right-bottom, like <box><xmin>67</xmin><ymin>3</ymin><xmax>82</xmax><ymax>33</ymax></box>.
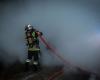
<box><xmin>0</xmin><ymin>0</ymin><xmax>100</xmax><ymax>74</ymax></box>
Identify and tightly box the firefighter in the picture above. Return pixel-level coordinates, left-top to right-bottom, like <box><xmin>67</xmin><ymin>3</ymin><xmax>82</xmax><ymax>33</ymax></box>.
<box><xmin>25</xmin><ymin>24</ymin><xmax>43</xmax><ymax>71</ymax></box>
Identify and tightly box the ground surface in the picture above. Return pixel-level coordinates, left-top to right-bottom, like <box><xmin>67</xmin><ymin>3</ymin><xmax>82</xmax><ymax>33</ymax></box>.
<box><xmin>0</xmin><ymin>61</ymin><xmax>64</xmax><ymax>80</ymax></box>
<box><xmin>0</xmin><ymin>62</ymin><xmax>100</xmax><ymax>80</ymax></box>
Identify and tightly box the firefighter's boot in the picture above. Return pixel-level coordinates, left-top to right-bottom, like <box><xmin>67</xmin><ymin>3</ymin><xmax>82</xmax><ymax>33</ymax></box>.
<box><xmin>32</xmin><ymin>61</ymin><xmax>39</xmax><ymax>72</ymax></box>
<box><xmin>25</xmin><ymin>59</ymin><xmax>30</xmax><ymax>71</ymax></box>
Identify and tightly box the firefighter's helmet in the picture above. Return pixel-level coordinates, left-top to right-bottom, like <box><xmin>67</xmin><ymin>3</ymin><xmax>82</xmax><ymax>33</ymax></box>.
<box><xmin>25</xmin><ymin>24</ymin><xmax>34</xmax><ymax>31</ymax></box>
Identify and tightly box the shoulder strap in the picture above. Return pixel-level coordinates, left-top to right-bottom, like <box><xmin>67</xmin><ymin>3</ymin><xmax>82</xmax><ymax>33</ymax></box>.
<box><xmin>32</xmin><ymin>32</ymin><xmax>35</xmax><ymax>37</ymax></box>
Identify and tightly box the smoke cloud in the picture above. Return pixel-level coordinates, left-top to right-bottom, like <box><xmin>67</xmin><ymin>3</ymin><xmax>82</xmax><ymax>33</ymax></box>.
<box><xmin>0</xmin><ymin>0</ymin><xmax>100</xmax><ymax>74</ymax></box>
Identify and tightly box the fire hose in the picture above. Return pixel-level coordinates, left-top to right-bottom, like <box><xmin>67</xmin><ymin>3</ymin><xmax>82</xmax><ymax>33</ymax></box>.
<box><xmin>38</xmin><ymin>35</ymin><xmax>100</xmax><ymax>79</ymax></box>
<box><xmin>47</xmin><ymin>68</ymin><xmax>63</xmax><ymax>80</ymax></box>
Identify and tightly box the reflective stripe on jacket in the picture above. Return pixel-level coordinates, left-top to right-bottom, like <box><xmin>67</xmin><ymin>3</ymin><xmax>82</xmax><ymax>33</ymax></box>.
<box><xmin>28</xmin><ymin>46</ymin><xmax>40</xmax><ymax>51</ymax></box>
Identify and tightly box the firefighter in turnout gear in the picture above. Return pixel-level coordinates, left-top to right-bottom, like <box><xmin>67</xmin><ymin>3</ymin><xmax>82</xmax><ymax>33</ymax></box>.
<box><xmin>25</xmin><ymin>24</ymin><xmax>43</xmax><ymax>71</ymax></box>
